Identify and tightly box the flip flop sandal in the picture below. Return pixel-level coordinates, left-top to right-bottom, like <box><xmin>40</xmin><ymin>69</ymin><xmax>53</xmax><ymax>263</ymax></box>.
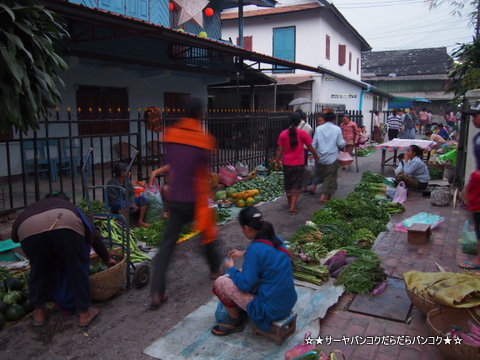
<box><xmin>78</xmin><ymin>308</ymin><xmax>100</xmax><ymax>327</ymax></box>
<box><xmin>458</xmin><ymin>262</ymin><xmax>480</xmax><ymax>270</ymax></box>
<box><xmin>149</xmin><ymin>295</ymin><xmax>169</xmax><ymax>311</ymax></box>
<box><xmin>211</xmin><ymin>322</ymin><xmax>245</xmax><ymax>337</ymax></box>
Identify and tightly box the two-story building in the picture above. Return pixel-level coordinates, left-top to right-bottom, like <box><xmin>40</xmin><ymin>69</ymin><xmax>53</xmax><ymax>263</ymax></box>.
<box><xmin>210</xmin><ymin>0</ymin><xmax>393</xmax><ymax>126</ymax></box>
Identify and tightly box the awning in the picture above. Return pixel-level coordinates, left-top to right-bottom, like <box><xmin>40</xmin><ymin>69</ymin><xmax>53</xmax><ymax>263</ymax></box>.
<box><xmin>274</xmin><ymin>76</ymin><xmax>314</xmax><ymax>86</ymax></box>
<box><xmin>392</xmin><ymin>97</ymin><xmax>432</xmax><ymax>103</ymax></box>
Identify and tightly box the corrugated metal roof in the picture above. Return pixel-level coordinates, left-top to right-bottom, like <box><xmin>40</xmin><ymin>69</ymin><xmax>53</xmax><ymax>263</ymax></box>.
<box><xmin>273</xmin><ymin>75</ymin><xmax>314</xmax><ymax>86</ymax></box>
<box><xmin>221</xmin><ymin>2</ymin><xmax>322</xmax><ymax>19</ymax></box>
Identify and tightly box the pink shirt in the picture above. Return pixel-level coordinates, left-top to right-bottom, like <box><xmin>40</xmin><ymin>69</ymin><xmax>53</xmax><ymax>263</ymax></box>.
<box><xmin>340</xmin><ymin>121</ymin><xmax>359</xmax><ymax>141</ymax></box>
<box><xmin>278</xmin><ymin>128</ymin><xmax>312</xmax><ymax>166</ymax></box>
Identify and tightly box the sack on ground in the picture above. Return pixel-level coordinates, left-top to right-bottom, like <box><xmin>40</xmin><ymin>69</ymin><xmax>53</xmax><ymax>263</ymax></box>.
<box><xmin>235</xmin><ymin>161</ymin><xmax>249</xmax><ymax>177</ymax></box>
<box><xmin>430</xmin><ymin>186</ymin><xmax>451</xmax><ymax>206</ymax></box>
<box><xmin>460</xmin><ymin>220</ymin><xmax>478</xmax><ymax>255</ymax></box>
<box><xmin>392</xmin><ymin>181</ymin><xmax>407</xmax><ymax>204</ymax></box>
<box><xmin>144</xmin><ymin>186</ymin><xmax>164</xmax><ymax>223</ymax></box>
<box><xmin>219</xmin><ymin>164</ymin><xmax>238</xmax><ymax>186</ymax></box>
<box><xmin>404</xmin><ymin>271</ymin><xmax>480</xmax><ymax>308</ymax></box>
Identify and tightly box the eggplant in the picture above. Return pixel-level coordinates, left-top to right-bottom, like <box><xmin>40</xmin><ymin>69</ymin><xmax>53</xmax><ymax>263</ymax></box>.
<box><xmin>371</xmin><ymin>279</ymin><xmax>388</xmax><ymax>296</ymax></box>
<box><xmin>323</xmin><ymin>250</ymin><xmax>346</xmax><ymax>266</ymax></box>
<box><xmin>328</xmin><ymin>256</ymin><xmax>346</xmax><ymax>274</ymax></box>
<box><xmin>331</xmin><ymin>265</ymin><xmax>348</xmax><ymax>278</ymax></box>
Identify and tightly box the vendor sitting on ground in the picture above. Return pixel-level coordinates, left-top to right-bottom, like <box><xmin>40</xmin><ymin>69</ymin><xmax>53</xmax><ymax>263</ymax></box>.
<box><xmin>395</xmin><ymin>145</ymin><xmax>430</xmax><ymax>190</ymax></box>
<box><xmin>107</xmin><ymin>162</ymin><xmax>150</xmax><ymax>227</ymax></box>
<box><xmin>211</xmin><ymin>207</ymin><xmax>297</xmax><ymax>336</ymax></box>
<box><xmin>436</xmin><ymin>123</ymin><xmax>450</xmax><ymax>141</ymax></box>
<box><xmin>425</xmin><ymin>130</ymin><xmax>446</xmax><ymax>150</ymax></box>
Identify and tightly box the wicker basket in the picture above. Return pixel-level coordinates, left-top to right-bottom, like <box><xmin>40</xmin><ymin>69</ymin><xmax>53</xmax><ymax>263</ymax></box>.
<box><xmin>405</xmin><ymin>287</ymin><xmax>446</xmax><ymax>316</ymax></box>
<box><xmin>427</xmin><ymin>307</ymin><xmax>480</xmax><ymax>360</ymax></box>
<box><xmin>89</xmin><ymin>250</ymin><xmax>126</xmax><ymax>302</ymax></box>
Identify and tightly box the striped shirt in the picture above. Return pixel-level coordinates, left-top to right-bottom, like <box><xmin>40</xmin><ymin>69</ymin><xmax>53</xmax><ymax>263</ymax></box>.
<box><xmin>387</xmin><ymin>115</ymin><xmax>403</xmax><ymax>130</ymax></box>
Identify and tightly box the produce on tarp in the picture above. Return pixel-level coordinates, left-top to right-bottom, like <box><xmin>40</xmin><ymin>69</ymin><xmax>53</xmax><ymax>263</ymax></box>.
<box><xmin>334</xmin><ymin>247</ymin><xmax>387</xmax><ymax>294</ymax></box>
<box><xmin>225</xmin><ymin>171</ymin><xmax>285</xmax><ymax>204</ymax></box>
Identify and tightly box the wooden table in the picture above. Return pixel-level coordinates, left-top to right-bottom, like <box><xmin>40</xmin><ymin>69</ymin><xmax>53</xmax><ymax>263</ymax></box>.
<box><xmin>374</xmin><ymin>139</ymin><xmax>436</xmax><ymax>175</ymax></box>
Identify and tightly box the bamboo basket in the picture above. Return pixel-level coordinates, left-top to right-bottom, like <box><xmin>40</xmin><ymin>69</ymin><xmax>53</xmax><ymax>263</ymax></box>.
<box><xmin>427</xmin><ymin>307</ymin><xmax>480</xmax><ymax>360</ymax></box>
<box><xmin>405</xmin><ymin>287</ymin><xmax>446</xmax><ymax>316</ymax></box>
<box><xmin>89</xmin><ymin>250</ymin><xmax>126</xmax><ymax>302</ymax></box>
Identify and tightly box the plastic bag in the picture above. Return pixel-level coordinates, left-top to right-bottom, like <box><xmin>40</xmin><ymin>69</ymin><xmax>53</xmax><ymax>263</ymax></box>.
<box><xmin>214</xmin><ymin>301</ymin><xmax>229</xmax><ymax>323</ymax></box>
<box><xmin>235</xmin><ymin>161</ymin><xmax>249</xmax><ymax>177</ymax></box>
<box><xmin>392</xmin><ymin>181</ymin><xmax>407</xmax><ymax>204</ymax></box>
<box><xmin>284</xmin><ymin>332</ymin><xmax>316</xmax><ymax>360</ymax></box>
<box><xmin>338</xmin><ymin>151</ymin><xmax>353</xmax><ymax>166</ymax></box>
<box><xmin>397</xmin><ymin>212</ymin><xmax>444</xmax><ymax>232</ymax></box>
<box><xmin>219</xmin><ymin>164</ymin><xmax>238</xmax><ymax>186</ymax></box>
<box><xmin>461</xmin><ymin>220</ymin><xmax>478</xmax><ymax>255</ymax></box>
<box><xmin>144</xmin><ymin>186</ymin><xmax>164</xmax><ymax>224</ymax></box>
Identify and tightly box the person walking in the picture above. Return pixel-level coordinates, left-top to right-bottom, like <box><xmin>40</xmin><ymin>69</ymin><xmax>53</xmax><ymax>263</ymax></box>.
<box><xmin>340</xmin><ymin>114</ymin><xmax>360</xmax><ymax>155</ymax></box>
<box><xmin>149</xmin><ymin>98</ymin><xmax>223</xmax><ymax>310</ymax></box>
<box><xmin>418</xmin><ymin>108</ymin><xmax>429</xmax><ymax>135</ymax></box>
<box><xmin>387</xmin><ymin>109</ymin><xmax>403</xmax><ymax>140</ymax></box>
<box><xmin>458</xmin><ymin>104</ymin><xmax>480</xmax><ymax>269</ymax></box>
<box><xmin>274</xmin><ymin>112</ymin><xmax>319</xmax><ymax>215</ymax></box>
<box><xmin>403</xmin><ymin>108</ymin><xmax>417</xmax><ymax>140</ymax></box>
<box><xmin>312</xmin><ymin>111</ymin><xmax>346</xmax><ymax>204</ymax></box>
<box><xmin>372</xmin><ymin>110</ymin><xmax>383</xmax><ymax>143</ymax></box>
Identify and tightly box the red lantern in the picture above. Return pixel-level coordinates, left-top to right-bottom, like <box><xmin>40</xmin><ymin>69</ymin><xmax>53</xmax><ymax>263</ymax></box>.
<box><xmin>169</xmin><ymin>2</ymin><xmax>174</xmax><ymax>11</ymax></box>
<box><xmin>204</xmin><ymin>7</ymin><xmax>214</xmax><ymax>17</ymax></box>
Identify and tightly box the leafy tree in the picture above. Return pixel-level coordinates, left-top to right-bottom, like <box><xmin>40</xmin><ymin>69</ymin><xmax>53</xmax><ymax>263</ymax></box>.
<box><xmin>0</xmin><ymin>0</ymin><xmax>69</xmax><ymax>134</ymax></box>
<box><xmin>425</xmin><ymin>0</ymin><xmax>479</xmax><ymax>28</ymax></box>
<box><xmin>446</xmin><ymin>38</ymin><xmax>480</xmax><ymax>98</ymax></box>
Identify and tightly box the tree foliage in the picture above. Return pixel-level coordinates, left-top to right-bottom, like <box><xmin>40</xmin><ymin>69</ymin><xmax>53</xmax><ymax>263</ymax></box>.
<box><xmin>0</xmin><ymin>0</ymin><xmax>69</xmax><ymax>134</ymax></box>
<box><xmin>446</xmin><ymin>37</ymin><xmax>480</xmax><ymax>98</ymax></box>
<box><xmin>425</xmin><ymin>0</ymin><xmax>479</xmax><ymax>27</ymax></box>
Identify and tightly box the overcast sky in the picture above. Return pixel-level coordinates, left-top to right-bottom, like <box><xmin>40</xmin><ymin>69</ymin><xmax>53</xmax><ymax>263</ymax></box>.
<box><xmin>330</xmin><ymin>0</ymin><xmax>476</xmax><ymax>53</ymax></box>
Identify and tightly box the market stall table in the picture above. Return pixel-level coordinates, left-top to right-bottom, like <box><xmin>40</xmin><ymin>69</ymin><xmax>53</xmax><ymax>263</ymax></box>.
<box><xmin>375</xmin><ymin>139</ymin><xmax>436</xmax><ymax>175</ymax></box>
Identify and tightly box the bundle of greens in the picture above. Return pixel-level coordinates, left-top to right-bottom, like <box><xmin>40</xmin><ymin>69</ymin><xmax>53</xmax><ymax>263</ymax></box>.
<box><xmin>356</xmin><ymin>146</ymin><xmax>376</xmax><ymax>157</ymax></box>
<box><xmin>293</xmin><ymin>262</ymin><xmax>330</xmax><ymax>286</ymax></box>
<box><xmin>335</xmin><ymin>247</ymin><xmax>387</xmax><ymax>294</ymax></box>
<box><xmin>130</xmin><ymin>221</ymin><xmax>167</xmax><ymax>247</ymax></box>
<box><xmin>289</xmin><ymin>225</ymin><xmax>328</xmax><ymax>263</ymax></box>
<box><xmin>77</xmin><ymin>198</ymin><xmax>107</xmax><ymax>216</ymax></box>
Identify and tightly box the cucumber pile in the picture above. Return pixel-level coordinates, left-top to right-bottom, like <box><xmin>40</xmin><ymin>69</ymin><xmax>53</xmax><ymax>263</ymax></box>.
<box><xmin>224</xmin><ymin>171</ymin><xmax>285</xmax><ymax>204</ymax></box>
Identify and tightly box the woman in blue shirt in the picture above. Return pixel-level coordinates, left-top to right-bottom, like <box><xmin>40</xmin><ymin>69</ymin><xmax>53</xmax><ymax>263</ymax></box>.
<box><xmin>395</xmin><ymin>145</ymin><xmax>430</xmax><ymax>190</ymax></box>
<box><xmin>211</xmin><ymin>207</ymin><xmax>297</xmax><ymax>336</ymax></box>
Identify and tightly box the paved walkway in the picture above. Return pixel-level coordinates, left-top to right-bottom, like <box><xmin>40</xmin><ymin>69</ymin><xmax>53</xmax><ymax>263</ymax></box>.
<box><xmin>318</xmin><ymin>186</ymin><xmax>471</xmax><ymax>359</ymax></box>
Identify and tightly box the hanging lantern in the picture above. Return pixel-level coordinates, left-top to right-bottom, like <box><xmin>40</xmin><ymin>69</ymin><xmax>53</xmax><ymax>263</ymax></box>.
<box><xmin>169</xmin><ymin>2</ymin><xmax>174</xmax><ymax>11</ymax></box>
<box><xmin>204</xmin><ymin>7</ymin><xmax>214</xmax><ymax>17</ymax></box>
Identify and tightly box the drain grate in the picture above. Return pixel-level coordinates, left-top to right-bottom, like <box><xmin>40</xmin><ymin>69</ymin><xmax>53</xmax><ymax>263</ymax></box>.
<box><xmin>345</xmin><ymin>277</ymin><xmax>412</xmax><ymax>323</ymax></box>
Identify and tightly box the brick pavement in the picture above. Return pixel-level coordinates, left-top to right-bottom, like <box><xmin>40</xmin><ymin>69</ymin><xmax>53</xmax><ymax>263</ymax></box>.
<box><xmin>317</xmin><ymin>191</ymin><xmax>472</xmax><ymax>359</ymax></box>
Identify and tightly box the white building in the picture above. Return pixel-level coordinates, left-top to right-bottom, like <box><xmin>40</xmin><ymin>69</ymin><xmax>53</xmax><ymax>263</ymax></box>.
<box><xmin>211</xmin><ymin>0</ymin><xmax>393</xmax><ymax>129</ymax></box>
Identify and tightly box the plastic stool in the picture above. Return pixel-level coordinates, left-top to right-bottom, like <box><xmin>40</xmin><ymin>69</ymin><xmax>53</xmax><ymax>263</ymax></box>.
<box><xmin>252</xmin><ymin>312</ymin><xmax>297</xmax><ymax>345</ymax></box>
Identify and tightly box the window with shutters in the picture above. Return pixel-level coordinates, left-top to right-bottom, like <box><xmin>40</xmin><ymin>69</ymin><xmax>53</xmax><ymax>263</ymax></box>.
<box><xmin>326</xmin><ymin>35</ymin><xmax>330</xmax><ymax>60</ymax></box>
<box><xmin>356</xmin><ymin>58</ymin><xmax>360</xmax><ymax>75</ymax></box>
<box><xmin>236</xmin><ymin>36</ymin><xmax>253</xmax><ymax>51</ymax></box>
<box><xmin>338</xmin><ymin>44</ymin><xmax>346</xmax><ymax>66</ymax></box>
<box><xmin>348</xmin><ymin>52</ymin><xmax>352</xmax><ymax>71</ymax></box>
<box><xmin>273</xmin><ymin>27</ymin><xmax>295</xmax><ymax>73</ymax></box>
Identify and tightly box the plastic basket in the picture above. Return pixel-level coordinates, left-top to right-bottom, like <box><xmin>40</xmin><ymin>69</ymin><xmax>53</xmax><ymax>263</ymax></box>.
<box><xmin>89</xmin><ymin>250</ymin><xmax>126</xmax><ymax>302</ymax></box>
<box><xmin>427</xmin><ymin>307</ymin><xmax>480</xmax><ymax>360</ymax></box>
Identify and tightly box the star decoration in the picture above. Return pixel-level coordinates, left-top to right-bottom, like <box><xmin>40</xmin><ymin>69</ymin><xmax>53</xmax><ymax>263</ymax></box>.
<box><xmin>454</xmin><ymin>337</ymin><xmax>463</xmax><ymax>345</ymax></box>
<box><xmin>305</xmin><ymin>336</ymin><xmax>314</xmax><ymax>345</ymax></box>
<box><xmin>316</xmin><ymin>336</ymin><xmax>324</xmax><ymax>345</ymax></box>
<box><xmin>172</xmin><ymin>0</ymin><xmax>209</xmax><ymax>28</ymax></box>
<box><xmin>443</xmin><ymin>336</ymin><xmax>452</xmax><ymax>345</ymax></box>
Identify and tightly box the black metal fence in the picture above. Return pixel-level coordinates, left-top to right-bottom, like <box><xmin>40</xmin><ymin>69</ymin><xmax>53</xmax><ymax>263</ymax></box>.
<box><xmin>0</xmin><ymin>110</ymin><xmax>291</xmax><ymax>214</ymax></box>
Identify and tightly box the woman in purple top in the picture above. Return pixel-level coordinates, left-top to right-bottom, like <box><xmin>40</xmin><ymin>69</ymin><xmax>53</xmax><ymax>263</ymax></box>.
<box><xmin>274</xmin><ymin>112</ymin><xmax>319</xmax><ymax>215</ymax></box>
